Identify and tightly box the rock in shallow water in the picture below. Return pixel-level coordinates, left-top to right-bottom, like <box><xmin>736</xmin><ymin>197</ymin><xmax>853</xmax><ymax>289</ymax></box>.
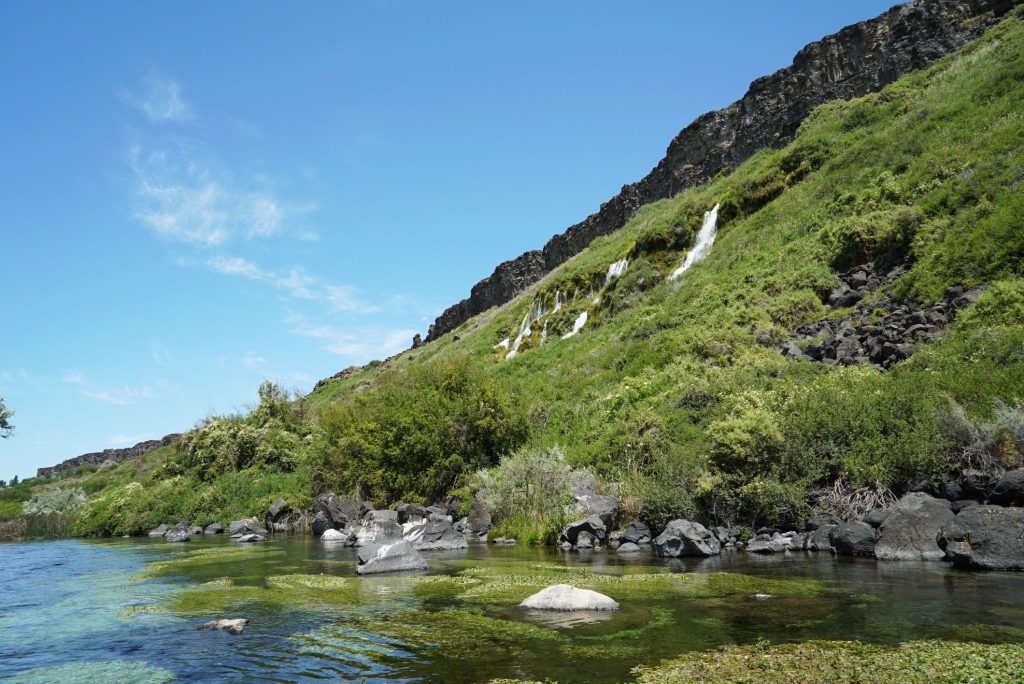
<box><xmin>940</xmin><ymin>505</ymin><xmax>1024</xmax><ymax>570</ymax></box>
<box><xmin>320</xmin><ymin>528</ymin><xmax>348</xmax><ymax>542</ymax></box>
<box><xmin>518</xmin><ymin>584</ymin><xmax>619</xmax><ymax>611</ymax></box>
<box><xmin>654</xmin><ymin>519</ymin><xmax>720</xmax><ymax>557</ymax></box>
<box><xmin>356</xmin><ymin>540</ymin><xmax>428</xmax><ymax>575</ymax></box>
<box><xmin>874</xmin><ymin>492</ymin><xmax>953</xmax><ymax>561</ymax></box>
<box><xmin>199</xmin><ymin>618</ymin><xmax>248</xmax><ymax>635</ymax></box>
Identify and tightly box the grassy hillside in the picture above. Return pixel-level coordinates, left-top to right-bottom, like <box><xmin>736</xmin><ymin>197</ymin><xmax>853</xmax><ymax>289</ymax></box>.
<box><xmin>9</xmin><ymin>9</ymin><xmax>1024</xmax><ymax>539</ymax></box>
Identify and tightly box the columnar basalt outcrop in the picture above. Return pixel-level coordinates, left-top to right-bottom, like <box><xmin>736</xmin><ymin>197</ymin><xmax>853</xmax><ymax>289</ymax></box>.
<box><xmin>425</xmin><ymin>0</ymin><xmax>1019</xmax><ymax>342</ymax></box>
<box><xmin>36</xmin><ymin>433</ymin><xmax>181</xmax><ymax>478</ymax></box>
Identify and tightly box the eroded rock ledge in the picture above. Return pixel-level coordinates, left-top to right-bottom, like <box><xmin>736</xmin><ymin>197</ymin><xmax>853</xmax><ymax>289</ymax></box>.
<box><xmin>425</xmin><ymin>0</ymin><xmax>1019</xmax><ymax>343</ymax></box>
<box><xmin>36</xmin><ymin>433</ymin><xmax>181</xmax><ymax>478</ymax></box>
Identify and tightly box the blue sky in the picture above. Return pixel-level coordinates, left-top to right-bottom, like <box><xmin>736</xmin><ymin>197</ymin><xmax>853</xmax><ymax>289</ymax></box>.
<box><xmin>0</xmin><ymin>1</ymin><xmax>897</xmax><ymax>480</ymax></box>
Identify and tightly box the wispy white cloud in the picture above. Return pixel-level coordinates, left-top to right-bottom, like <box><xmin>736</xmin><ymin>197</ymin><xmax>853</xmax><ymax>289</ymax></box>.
<box><xmin>241</xmin><ymin>351</ymin><xmax>267</xmax><ymax>368</ymax></box>
<box><xmin>121</xmin><ymin>75</ymin><xmax>192</xmax><ymax>124</ymax></box>
<box><xmin>109</xmin><ymin>433</ymin><xmax>155</xmax><ymax>447</ymax></box>
<box><xmin>286</xmin><ymin>313</ymin><xmax>415</xmax><ymax>360</ymax></box>
<box><xmin>130</xmin><ymin>146</ymin><xmax>303</xmax><ymax>248</ymax></box>
<box><xmin>205</xmin><ymin>255</ymin><xmax>379</xmax><ymax>313</ymax></box>
<box><xmin>81</xmin><ymin>385</ymin><xmax>155</xmax><ymax>406</ymax></box>
<box><xmin>61</xmin><ymin>371</ymin><xmax>87</xmax><ymax>385</ymax></box>
<box><xmin>151</xmin><ymin>338</ymin><xmax>174</xmax><ymax>365</ymax></box>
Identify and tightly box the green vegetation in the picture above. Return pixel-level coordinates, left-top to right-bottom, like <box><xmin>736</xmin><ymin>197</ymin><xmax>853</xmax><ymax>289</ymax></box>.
<box><xmin>476</xmin><ymin>446</ymin><xmax>574</xmax><ymax>544</ymax></box>
<box><xmin>8</xmin><ymin>13</ymin><xmax>1024</xmax><ymax>538</ymax></box>
<box><xmin>0</xmin><ymin>394</ymin><xmax>13</xmax><ymax>438</ymax></box>
<box><xmin>630</xmin><ymin>639</ymin><xmax>1024</xmax><ymax>684</ymax></box>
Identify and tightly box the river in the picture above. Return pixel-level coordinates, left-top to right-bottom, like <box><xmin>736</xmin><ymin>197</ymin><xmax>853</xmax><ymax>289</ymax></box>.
<box><xmin>1</xmin><ymin>537</ymin><xmax>1022</xmax><ymax>682</ymax></box>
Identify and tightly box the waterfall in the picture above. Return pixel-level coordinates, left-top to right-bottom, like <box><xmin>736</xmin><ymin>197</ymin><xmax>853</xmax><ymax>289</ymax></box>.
<box><xmin>506</xmin><ymin>298</ymin><xmax>548</xmax><ymax>359</ymax></box>
<box><xmin>669</xmin><ymin>203</ymin><xmax>720</xmax><ymax>281</ymax></box>
<box><xmin>605</xmin><ymin>258</ymin><xmax>628</xmax><ymax>283</ymax></box>
<box><xmin>553</xmin><ymin>290</ymin><xmax>565</xmax><ymax>314</ymax></box>
<box><xmin>561</xmin><ymin>310</ymin><xmax>588</xmax><ymax>339</ymax></box>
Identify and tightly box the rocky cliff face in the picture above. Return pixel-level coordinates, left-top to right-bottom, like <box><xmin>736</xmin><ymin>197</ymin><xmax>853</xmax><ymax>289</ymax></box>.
<box><xmin>425</xmin><ymin>0</ymin><xmax>1019</xmax><ymax>342</ymax></box>
<box><xmin>36</xmin><ymin>433</ymin><xmax>181</xmax><ymax>478</ymax></box>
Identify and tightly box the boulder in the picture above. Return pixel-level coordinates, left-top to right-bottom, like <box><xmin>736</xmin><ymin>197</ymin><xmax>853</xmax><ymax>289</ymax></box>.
<box><xmin>939</xmin><ymin>505</ymin><xmax>1024</xmax><ymax>570</ymax></box>
<box><xmin>805</xmin><ymin>524</ymin><xmax>836</xmax><ymax>552</ymax></box>
<box><xmin>575</xmin><ymin>531</ymin><xmax>597</xmax><ymax>550</ymax></box>
<box><xmin>189</xmin><ymin>526</ymin><xmax>204</xmax><ymax>536</ymax></box>
<box><xmin>356</xmin><ymin>540</ymin><xmax>428</xmax><ymax>575</ymax></box>
<box><xmin>402</xmin><ymin>519</ymin><xmax>468</xmax><ymax>551</ymax></box>
<box><xmin>830</xmin><ymin>521</ymin><xmax>876</xmax><ymax>557</ymax></box>
<box><xmin>203</xmin><ymin>523</ymin><xmax>225</xmax><ymax>535</ymax></box>
<box><xmin>620</xmin><ymin>521</ymin><xmax>652</xmax><ymax>545</ymax></box>
<box><xmin>746</xmin><ymin>534</ymin><xmax>786</xmax><ymax>554</ymax></box>
<box><xmin>862</xmin><ymin>509</ymin><xmax>890</xmax><ymax>528</ymax></box>
<box><xmin>313</xmin><ymin>493</ymin><xmax>373</xmax><ymax>529</ymax></box>
<box><xmin>988</xmin><ymin>469</ymin><xmax>1024</xmax><ymax>507</ymax></box>
<box><xmin>561</xmin><ymin>515</ymin><xmax>607</xmax><ymax>547</ymax></box>
<box><xmin>654</xmin><ymin>519</ymin><xmax>721</xmax><ymax>558</ymax></box>
<box><xmin>875</xmin><ymin>492</ymin><xmax>954</xmax><ymax>561</ymax></box>
<box><xmin>235</xmin><ymin>533</ymin><xmax>266</xmax><ymax>543</ymax></box>
<box><xmin>960</xmin><ymin>469</ymin><xmax>994</xmax><ymax>500</ymax></box>
<box><xmin>165</xmin><ymin>527</ymin><xmax>191</xmax><ymax>543</ymax></box>
<box><xmin>320</xmin><ymin>528</ymin><xmax>349</xmax><ymax>542</ymax></box>
<box><xmin>311</xmin><ymin>511</ymin><xmax>333</xmax><ymax>538</ymax></box>
<box><xmin>491</xmin><ymin>537</ymin><xmax>517</xmax><ymax>545</ymax></box>
<box><xmin>228</xmin><ymin>518</ymin><xmax>268</xmax><ymax>538</ymax></box>
<box><xmin>788</xmin><ymin>532</ymin><xmax>808</xmax><ymax>549</ymax></box>
<box><xmin>806</xmin><ymin>514</ymin><xmax>842</xmax><ymax>531</ymax></box>
<box><xmin>518</xmin><ymin>584</ymin><xmax>619</xmax><ymax>611</ymax></box>
<box><xmin>575</xmin><ymin>494</ymin><xmax>620</xmax><ymax>531</ymax></box>
<box><xmin>355</xmin><ymin>513</ymin><xmax>403</xmax><ymax>547</ymax></box>
<box><xmin>264</xmin><ymin>498</ymin><xmax>292</xmax><ymax>533</ymax></box>
<box><xmin>467</xmin><ymin>497</ymin><xmax>492</xmax><ymax>533</ymax></box>
<box><xmin>199</xmin><ymin>618</ymin><xmax>248</xmax><ymax>635</ymax></box>
<box><xmin>147</xmin><ymin>523</ymin><xmax>169</xmax><ymax>537</ymax></box>
<box><xmin>616</xmin><ymin>542</ymin><xmax>641</xmax><ymax>554</ymax></box>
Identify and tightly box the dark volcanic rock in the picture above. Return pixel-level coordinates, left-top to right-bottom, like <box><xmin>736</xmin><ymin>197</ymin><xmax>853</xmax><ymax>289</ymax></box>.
<box><xmin>621</xmin><ymin>521</ymin><xmax>652</xmax><ymax>545</ymax></box>
<box><xmin>874</xmin><ymin>493</ymin><xmax>953</xmax><ymax>561</ymax></box>
<box><xmin>37</xmin><ymin>433</ymin><xmax>181</xmax><ymax>478</ymax></box>
<box><xmin>654</xmin><ymin>519</ymin><xmax>721</xmax><ymax>558</ymax></box>
<box><xmin>312</xmin><ymin>493</ymin><xmax>373</xmax><ymax>529</ymax></box>
<box><xmin>830</xmin><ymin>521</ymin><xmax>877</xmax><ymax>557</ymax></box>
<box><xmin>940</xmin><ymin>505</ymin><xmax>1024</xmax><ymax>570</ymax></box>
<box><xmin>203</xmin><ymin>523</ymin><xmax>225</xmax><ymax>535</ymax></box>
<box><xmin>988</xmin><ymin>468</ymin><xmax>1024</xmax><ymax>507</ymax></box>
<box><xmin>561</xmin><ymin>515</ymin><xmax>607</xmax><ymax>548</ymax></box>
<box><xmin>423</xmin><ymin>0</ymin><xmax>1014</xmax><ymax>343</ymax></box>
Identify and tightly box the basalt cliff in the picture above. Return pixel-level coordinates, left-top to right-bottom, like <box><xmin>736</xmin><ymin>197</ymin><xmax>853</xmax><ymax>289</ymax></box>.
<box><xmin>36</xmin><ymin>433</ymin><xmax>181</xmax><ymax>478</ymax></box>
<box><xmin>425</xmin><ymin>0</ymin><xmax>1019</xmax><ymax>342</ymax></box>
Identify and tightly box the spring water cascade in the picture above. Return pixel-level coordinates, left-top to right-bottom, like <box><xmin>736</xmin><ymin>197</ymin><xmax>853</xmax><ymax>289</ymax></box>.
<box><xmin>505</xmin><ymin>298</ymin><xmax>548</xmax><ymax>360</ymax></box>
<box><xmin>605</xmin><ymin>258</ymin><xmax>628</xmax><ymax>283</ymax></box>
<box><xmin>669</xmin><ymin>203</ymin><xmax>720</xmax><ymax>280</ymax></box>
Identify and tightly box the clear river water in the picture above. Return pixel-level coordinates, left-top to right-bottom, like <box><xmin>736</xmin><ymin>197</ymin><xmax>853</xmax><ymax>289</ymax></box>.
<box><xmin>1</xmin><ymin>536</ymin><xmax>1023</xmax><ymax>682</ymax></box>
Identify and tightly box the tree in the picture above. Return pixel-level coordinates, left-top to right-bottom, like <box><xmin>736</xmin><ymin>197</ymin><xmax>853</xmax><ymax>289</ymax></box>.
<box><xmin>0</xmin><ymin>395</ymin><xmax>12</xmax><ymax>438</ymax></box>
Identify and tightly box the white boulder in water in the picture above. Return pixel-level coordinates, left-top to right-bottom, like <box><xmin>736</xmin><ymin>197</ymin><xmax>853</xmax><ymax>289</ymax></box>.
<box><xmin>320</xmin><ymin>528</ymin><xmax>348</xmax><ymax>541</ymax></box>
<box><xmin>199</xmin><ymin>618</ymin><xmax>248</xmax><ymax>634</ymax></box>
<box><xmin>518</xmin><ymin>584</ymin><xmax>619</xmax><ymax>611</ymax></box>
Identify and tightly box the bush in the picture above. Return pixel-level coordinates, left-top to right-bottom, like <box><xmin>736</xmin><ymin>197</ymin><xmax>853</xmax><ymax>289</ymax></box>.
<box><xmin>22</xmin><ymin>487</ymin><xmax>86</xmax><ymax>515</ymax></box>
<box><xmin>477</xmin><ymin>446</ymin><xmax>573</xmax><ymax>522</ymax></box>
<box><xmin>939</xmin><ymin>399</ymin><xmax>1024</xmax><ymax>472</ymax></box>
<box><xmin>316</xmin><ymin>356</ymin><xmax>528</xmax><ymax>504</ymax></box>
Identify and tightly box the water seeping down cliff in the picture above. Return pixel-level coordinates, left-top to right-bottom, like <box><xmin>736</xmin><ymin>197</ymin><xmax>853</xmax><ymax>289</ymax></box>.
<box><xmin>424</xmin><ymin>0</ymin><xmax>1020</xmax><ymax>344</ymax></box>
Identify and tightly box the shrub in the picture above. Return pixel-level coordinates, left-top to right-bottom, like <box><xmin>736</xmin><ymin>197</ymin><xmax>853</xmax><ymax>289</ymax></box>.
<box><xmin>316</xmin><ymin>356</ymin><xmax>528</xmax><ymax>504</ymax></box>
<box><xmin>22</xmin><ymin>487</ymin><xmax>86</xmax><ymax>515</ymax></box>
<box><xmin>476</xmin><ymin>446</ymin><xmax>573</xmax><ymax>523</ymax></box>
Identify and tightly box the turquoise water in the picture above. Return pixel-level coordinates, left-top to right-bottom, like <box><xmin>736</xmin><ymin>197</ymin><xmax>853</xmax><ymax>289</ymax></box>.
<box><xmin>1</xmin><ymin>537</ymin><xmax>1023</xmax><ymax>682</ymax></box>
